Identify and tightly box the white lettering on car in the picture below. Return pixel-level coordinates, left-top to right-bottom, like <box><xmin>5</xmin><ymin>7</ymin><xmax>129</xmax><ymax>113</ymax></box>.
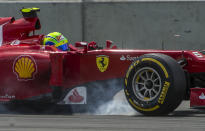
<box><xmin>120</xmin><ymin>55</ymin><xmax>138</xmax><ymax>61</ymax></box>
<box><xmin>193</xmin><ymin>52</ymin><xmax>203</xmax><ymax>58</ymax></box>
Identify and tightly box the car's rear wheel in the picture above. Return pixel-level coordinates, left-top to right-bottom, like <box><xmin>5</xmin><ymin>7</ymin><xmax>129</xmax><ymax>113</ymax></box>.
<box><xmin>124</xmin><ymin>53</ymin><xmax>186</xmax><ymax>115</ymax></box>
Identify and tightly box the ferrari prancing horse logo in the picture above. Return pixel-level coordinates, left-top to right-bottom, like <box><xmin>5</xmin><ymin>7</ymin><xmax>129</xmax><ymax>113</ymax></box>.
<box><xmin>96</xmin><ymin>55</ymin><xmax>109</xmax><ymax>72</ymax></box>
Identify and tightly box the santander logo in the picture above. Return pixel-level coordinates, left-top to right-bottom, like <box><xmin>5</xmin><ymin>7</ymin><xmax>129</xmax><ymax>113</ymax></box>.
<box><xmin>199</xmin><ymin>93</ymin><xmax>205</xmax><ymax>100</ymax></box>
<box><xmin>120</xmin><ymin>55</ymin><xmax>126</xmax><ymax>61</ymax></box>
<box><xmin>120</xmin><ymin>55</ymin><xmax>138</xmax><ymax>61</ymax></box>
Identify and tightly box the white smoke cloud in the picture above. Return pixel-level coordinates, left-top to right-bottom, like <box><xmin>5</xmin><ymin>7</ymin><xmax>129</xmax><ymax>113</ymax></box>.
<box><xmin>0</xmin><ymin>79</ymin><xmax>138</xmax><ymax>115</ymax></box>
<box><xmin>92</xmin><ymin>90</ymin><xmax>137</xmax><ymax>115</ymax></box>
<box><xmin>69</xmin><ymin>79</ymin><xmax>138</xmax><ymax>115</ymax></box>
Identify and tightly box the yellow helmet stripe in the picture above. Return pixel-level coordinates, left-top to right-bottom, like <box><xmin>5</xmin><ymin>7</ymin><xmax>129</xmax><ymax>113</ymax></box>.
<box><xmin>43</xmin><ymin>37</ymin><xmax>57</xmax><ymax>45</ymax></box>
<box><xmin>45</xmin><ymin>36</ymin><xmax>58</xmax><ymax>42</ymax></box>
<box><xmin>55</xmin><ymin>40</ymin><xmax>69</xmax><ymax>47</ymax></box>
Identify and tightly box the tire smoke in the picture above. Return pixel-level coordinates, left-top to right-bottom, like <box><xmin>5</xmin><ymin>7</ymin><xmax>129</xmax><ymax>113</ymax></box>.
<box><xmin>94</xmin><ymin>90</ymin><xmax>137</xmax><ymax>115</ymax></box>
<box><xmin>83</xmin><ymin>79</ymin><xmax>137</xmax><ymax>115</ymax></box>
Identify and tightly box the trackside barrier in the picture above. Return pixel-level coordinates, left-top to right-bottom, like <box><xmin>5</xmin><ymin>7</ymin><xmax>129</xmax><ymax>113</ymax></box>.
<box><xmin>0</xmin><ymin>1</ymin><xmax>205</xmax><ymax>49</ymax></box>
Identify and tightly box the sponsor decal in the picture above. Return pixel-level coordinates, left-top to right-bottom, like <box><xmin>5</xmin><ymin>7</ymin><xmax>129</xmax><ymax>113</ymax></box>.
<box><xmin>0</xmin><ymin>94</ymin><xmax>15</xmax><ymax>99</ymax></box>
<box><xmin>124</xmin><ymin>78</ymin><xmax>128</xmax><ymax>86</ymax></box>
<box><xmin>10</xmin><ymin>40</ymin><xmax>20</xmax><ymax>45</ymax></box>
<box><xmin>120</xmin><ymin>55</ymin><xmax>126</xmax><ymax>61</ymax></box>
<box><xmin>125</xmin><ymin>89</ymin><xmax>130</xmax><ymax>96</ymax></box>
<box><xmin>126</xmin><ymin>65</ymin><xmax>134</xmax><ymax>79</ymax></box>
<box><xmin>13</xmin><ymin>55</ymin><xmax>37</xmax><ymax>81</ymax></box>
<box><xmin>129</xmin><ymin>98</ymin><xmax>160</xmax><ymax>111</ymax></box>
<box><xmin>56</xmin><ymin>35</ymin><xmax>65</xmax><ymax>42</ymax></box>
<box><xmin>120</xmin><ymin>55</ymin><xmax>138</xmax><ymax>61</ymax></box>
<box><xmin>126</xmin><ymin>60</ymin><xmax>139</xmax><ymax>79</ymax></box>
<box><xmin>193</xmin><ymin>52</ymin><xmax>203</xmax><ymax>58</ymax></box>
<box><xmin>63</xmin><ymin>86</ymin><xmax>87</xmax><ymax>104</ymax></box>
<box><xmin>125</xmin><ymin>60</ymin><xmax>139</xmax><ymax>87</ymax></box>
<box><xmin>199</xmin><ymin>93</ymin><xmax>205</xmax><ymax>100</ymax></box>
<box><xmin>158</xmin><ymin>81</ymin><xmax>170</xmax><ymax>104</ymax></box>
<box><xmin>142</xmin><ymin>58</ymin><xmax>169</xmax><ymax>78</ymax></box>
<box><xmin>96</xmin><ymin>55</ymin><xmax>109</xmax><ymax>72</ymax></box>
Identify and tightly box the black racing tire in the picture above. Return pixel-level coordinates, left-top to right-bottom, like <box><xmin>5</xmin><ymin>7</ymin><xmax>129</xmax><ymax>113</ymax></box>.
<box><xmin>124</xmin><ymin>53</ymin><xmax>186</xmax><ymax>115</ymax></box>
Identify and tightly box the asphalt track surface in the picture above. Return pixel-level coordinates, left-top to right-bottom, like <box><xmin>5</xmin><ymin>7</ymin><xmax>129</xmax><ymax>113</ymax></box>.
<box><xmin>0</xmin><ymin>101</ymin><xmax>205</xmax><ymax>131</ymax></box>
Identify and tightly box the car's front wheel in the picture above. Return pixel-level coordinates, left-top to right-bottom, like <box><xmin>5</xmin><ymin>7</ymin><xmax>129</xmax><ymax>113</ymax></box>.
<box><xmin>124</xmin><ymin>53</ymin><xmax>186</xmax><ymax>115</ymax></box>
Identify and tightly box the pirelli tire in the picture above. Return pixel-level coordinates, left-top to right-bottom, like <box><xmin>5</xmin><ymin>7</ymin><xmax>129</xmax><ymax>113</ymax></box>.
<box><xmin>124</xmin><ymin>53</ymin><xmax>186</xmax><ymax>115</ymax></box>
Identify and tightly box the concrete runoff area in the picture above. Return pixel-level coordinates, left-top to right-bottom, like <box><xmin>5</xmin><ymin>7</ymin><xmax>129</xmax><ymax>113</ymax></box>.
<box><xmin>0</xmin><ymin>92</ymin><xmax>202</xmax><ymax>131</ymax></box>
<box><xmin>0</xmin><ymin>88</ymin><xmax>200</xmax><ymax>130</ymax></box>
<box><xmin>0</xmin><ymin>101</ymin><xmax>205</xmax><ymax>131</ymax></box>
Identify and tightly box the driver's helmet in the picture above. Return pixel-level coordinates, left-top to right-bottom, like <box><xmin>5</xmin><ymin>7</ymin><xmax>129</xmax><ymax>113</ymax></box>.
<box><xmin>43</xmin><ymin>32</ymin><xmax>69</xmax><ymax>51</ymax></box>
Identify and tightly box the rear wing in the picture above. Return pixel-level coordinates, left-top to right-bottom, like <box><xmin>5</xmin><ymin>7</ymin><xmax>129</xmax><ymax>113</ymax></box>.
<box><xmin>1</xmin><ymin>7</ymin><xmax>41</xmax><ymax>45</ymax></box>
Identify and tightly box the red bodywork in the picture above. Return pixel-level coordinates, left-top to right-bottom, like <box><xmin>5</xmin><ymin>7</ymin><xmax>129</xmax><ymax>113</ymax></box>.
<box><xmin>0</xmin><ymin>13</ymin><xmax>205</xmax><ymax>107</ymax></box>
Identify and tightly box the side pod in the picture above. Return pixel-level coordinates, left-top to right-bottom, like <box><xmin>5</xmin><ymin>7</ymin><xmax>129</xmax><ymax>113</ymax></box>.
<box><xmin>49</xmin><ymin>52</ymin><xmax>64</xmax><ymax>101</ymax></box>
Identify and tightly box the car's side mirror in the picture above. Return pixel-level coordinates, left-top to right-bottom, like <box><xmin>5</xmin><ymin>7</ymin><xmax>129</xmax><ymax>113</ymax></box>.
<box><xmin>106</xmin><ymin>40</ymin><xmax>117</xmax><ymax>49</ymax></box>
<box><xmin>75</xmin><ymin>42</ymin><xmax>88</xmax><ymax>53</ymax></box>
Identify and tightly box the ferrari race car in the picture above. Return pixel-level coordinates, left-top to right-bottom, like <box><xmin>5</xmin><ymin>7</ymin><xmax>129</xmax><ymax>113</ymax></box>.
<box><xmin>0</xmin><ymin>7</ymin><xmax>204</xmax><ymax>115</ymax></box>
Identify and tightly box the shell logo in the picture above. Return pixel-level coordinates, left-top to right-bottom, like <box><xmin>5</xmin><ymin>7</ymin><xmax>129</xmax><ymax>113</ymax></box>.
<box><xmin>13</xmin><ymin>55</ymin><xmax>37</xmax><ymax>81</ymax></box>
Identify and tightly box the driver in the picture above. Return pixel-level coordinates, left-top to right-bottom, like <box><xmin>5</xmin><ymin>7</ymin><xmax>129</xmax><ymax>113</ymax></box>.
<box><xmin>43</xmin><ymin>32</ymin><xmax>70</xmax><ymax>51</ymax></box>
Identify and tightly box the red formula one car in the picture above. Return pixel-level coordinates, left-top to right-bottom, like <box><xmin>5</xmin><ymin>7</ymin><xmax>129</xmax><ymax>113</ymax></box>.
<box><xmin>0</xmin><ymin>7</ymin><xmax>204</xmax><ymax>115</ymax></box>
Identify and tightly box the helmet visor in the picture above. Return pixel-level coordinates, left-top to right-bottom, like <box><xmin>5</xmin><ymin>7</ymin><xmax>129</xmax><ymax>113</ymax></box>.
<box><xmin>57</xmin><ymin>43</ymin><xmax>69</xmax><ymax>51</ymax></box>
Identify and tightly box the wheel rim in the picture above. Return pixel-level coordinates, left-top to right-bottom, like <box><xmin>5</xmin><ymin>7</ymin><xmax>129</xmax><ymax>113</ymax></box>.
<box><xmin>132</xmin><ymin>67</ymin><xmax>162</xmax><ymax>102</ymax></box>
